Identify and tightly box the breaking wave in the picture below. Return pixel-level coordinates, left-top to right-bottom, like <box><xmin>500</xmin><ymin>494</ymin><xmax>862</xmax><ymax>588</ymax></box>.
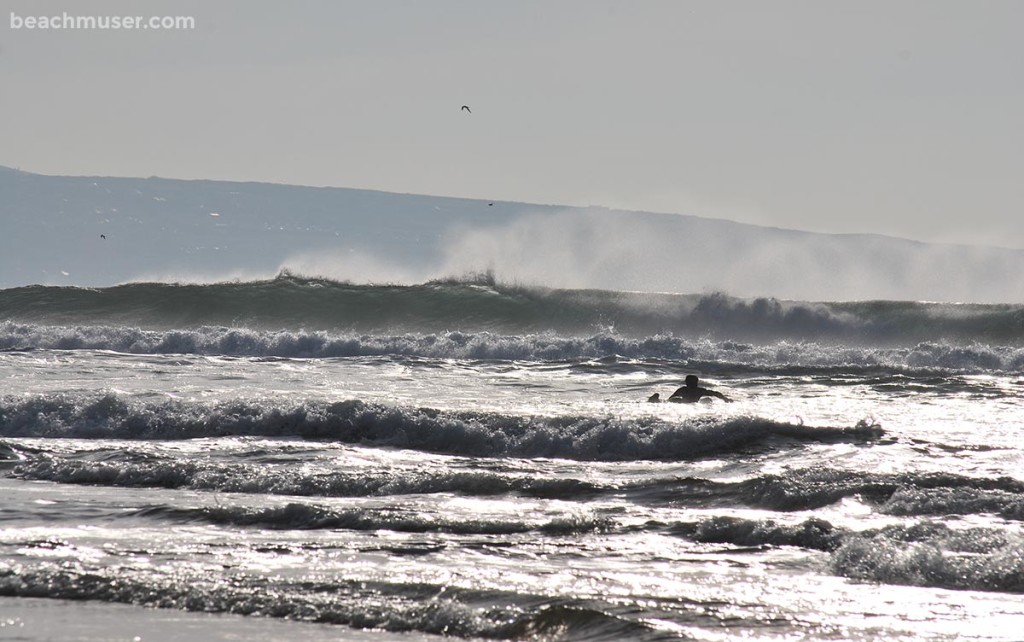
<box><xmin>831</xmin><ymin>522</ymin><xmax>1024</xmax><ymax>593</ymax></box>
<box><xmin>11</xmin><ymin>453</ymin><xmax>605</xmax><ymax>500</ymax></box>
<box><xmin>0</xmin><ymin>563</ymin><xmax>663</xmax><ymax>639</ymax></box>
<box><xmin>0</xmin><ymin>393</ymin><xmax>883</xmax><ymax>461</ymax></box>
<box><xmin>640</xmin><ymin>468</ymin><xmax>1024</xmax><ymax>515</ymax></box>
<box><xmin>669</xmin><ymin>516</ymin><xmax>1024</xmax><ymax>594</ymax></box>
<box><xmin>3</xmin><ymin>274</ymin><xmax>1024</xmax><ymax>344</ymax></box>
<box><xmin>128</xmin><ymin>502</ymin><xmax>614</xmax><ymax>536</ymax></box>
<box><xmin>3</xmin><ymin>322</ymin><xmax>1024</xmax><ymax>373</ymax></box>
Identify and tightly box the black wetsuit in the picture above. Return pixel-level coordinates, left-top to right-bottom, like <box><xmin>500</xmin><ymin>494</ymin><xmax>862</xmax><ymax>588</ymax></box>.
<box><xmin>668</xmin><ymin>386</ymin><xmax>728</xmax><ymax>403</ymax></box>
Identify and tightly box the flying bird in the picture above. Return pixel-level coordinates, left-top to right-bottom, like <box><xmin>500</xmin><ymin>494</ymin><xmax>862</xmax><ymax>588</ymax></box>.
<box><xmin>461</xmin><ymin>105</ymin><xmax>471</xmax><ymax>113</ymax></box>
<box><xmin>100</xmin><ymin>234</ymin><xmax>106</xmax><ymax>239</ymax></box>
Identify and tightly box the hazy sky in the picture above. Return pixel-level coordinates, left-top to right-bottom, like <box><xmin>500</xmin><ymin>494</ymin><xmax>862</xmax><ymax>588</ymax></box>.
<box><xmin>3</xmin><ymin>0</ymin><xmax>1023</xmax><ymax>248</ymax></box>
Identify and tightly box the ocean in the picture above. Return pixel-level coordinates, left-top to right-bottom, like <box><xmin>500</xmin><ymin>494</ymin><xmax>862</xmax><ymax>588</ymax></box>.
<box><xmin>1</xmin><ymin>274</ymin><xmax>1023</xmax><ymax>641</ymax></box>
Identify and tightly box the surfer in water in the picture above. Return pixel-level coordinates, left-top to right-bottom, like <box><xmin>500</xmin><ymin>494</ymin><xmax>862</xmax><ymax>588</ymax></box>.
<box><xmin>648</xmin><ymin>375</ymin><xmax>732</xmax><ymax>403</ymax></box>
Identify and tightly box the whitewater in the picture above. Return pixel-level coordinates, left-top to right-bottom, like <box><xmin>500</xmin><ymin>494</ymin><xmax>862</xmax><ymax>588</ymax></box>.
<box><xmin>2</xmin><ymin>275</ymin><xmax>1023</xmax><ymax>641</ymax></box>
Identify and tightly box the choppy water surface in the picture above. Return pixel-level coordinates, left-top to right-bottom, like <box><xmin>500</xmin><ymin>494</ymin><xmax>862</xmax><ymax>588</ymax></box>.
<box><xmin>2</xmin><ymin>279</ymin><xmax>1023</xmax><ymax>640</ymax></box>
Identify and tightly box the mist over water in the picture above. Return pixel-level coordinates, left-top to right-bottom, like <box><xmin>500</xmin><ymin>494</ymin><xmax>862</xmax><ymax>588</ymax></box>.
<box><xmin>427</xmin><ymin>209</ymin><xmax>1024</xmax><ymax>302</ymax></box>
<box><xmin>273</xmin><ymin>207</ymin><xmax>1024</xmax><ymax>303</ymax></box>
<box><xmin>5</xmin><ymin>167</ymin><xmax>1024</xmax><ymax>303</ymax></box>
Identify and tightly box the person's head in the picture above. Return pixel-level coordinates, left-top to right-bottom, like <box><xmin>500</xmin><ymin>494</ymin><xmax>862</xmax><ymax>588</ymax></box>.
<box><xmin>685</xmin><ymin>375</ymin><xmax>698</xmax><ymax>387</ymax></box>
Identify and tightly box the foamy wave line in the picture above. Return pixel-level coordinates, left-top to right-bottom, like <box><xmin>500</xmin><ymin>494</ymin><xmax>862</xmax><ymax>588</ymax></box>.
<box><xmin>18</xmin><ymin>456</ymin><xmax>1021</xmax><ymax>520</ymax></box>
<box><xmin>13</xmin><ymin>455</ymin><xmax>602</xmax><ymax>499</ymax></box>
<box><xmin>645</xmin><ymin>468</ymin><xmax>1024</xmax><ymax>515</ymax></box>
<box><xmin>1</xmin><ymin>563</ymin><xmax>651</xmax><ymax>638</ymax></box>
<box><xmin>3</xmin><ymin>321</ymin><xmax>1024</xmax><ymax>372</ymax></box>
<box><xmin>6</xmin><ymin>277</ymin><xmax>1024</xmax><ymax>344</ymax></box>
<box><xmin>129</xmin><ymin>502</ymin><xmax>613</xmax><ymax>535</ymax></box>
<box><xmin>831</xmin><ymin>522</ymin><xmax>1024</xmax><ymax>593</ymax></box>
<box><xmin>0</xmin><ymin>393</ymin><xmax>882</xmax><ymax>461</ymax></box>
<box><xmin>671</xmin><ymin>516</ymin><xmax>1024</xmax><ymax>594</ymax></box>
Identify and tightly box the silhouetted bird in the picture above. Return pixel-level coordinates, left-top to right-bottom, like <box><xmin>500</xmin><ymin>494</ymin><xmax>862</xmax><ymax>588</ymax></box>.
<box><xmin>100</xmin><ymin>234</ymin><xmax>106</xmax><ymax>239</ymax></box>
<box><xmin>461</xmin><ymin>105</ymin><xmax>471</xmax><ymax>113</ymax></box>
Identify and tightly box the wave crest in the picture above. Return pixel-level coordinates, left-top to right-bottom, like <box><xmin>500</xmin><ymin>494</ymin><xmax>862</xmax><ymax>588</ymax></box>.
<box><xmin>4</xmin><ymin>322</ymin><xmax>1024</xmax><ymax>372</ymax></box>
<box><xmin>3</xmin><ymin>277</ymin><xmax>1024</xmax><ymax>343</ymax></box>
<box><xmin>0</xmin><ymin>394</ymin><xmax>882</xmax><ymax>461</ymax></box>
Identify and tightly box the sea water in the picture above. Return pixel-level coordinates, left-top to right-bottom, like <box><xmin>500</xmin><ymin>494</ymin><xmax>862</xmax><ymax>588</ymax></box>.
<box><xmin>1</xmin><ymin>276</ymin><xmax>1023</xmax><ymax>641</ymax></box>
